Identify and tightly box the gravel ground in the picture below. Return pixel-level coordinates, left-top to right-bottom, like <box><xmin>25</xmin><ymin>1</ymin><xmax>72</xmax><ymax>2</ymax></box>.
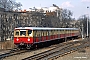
<box><xmin>0</xmin><ymin>49</ymin><xmax>10</xmax><ymax>55</ymax></box>
<box><xmin>1</xmin><ymin>38</ymin><xmax>90</xmax><ymax>60</ymax></box>
<box><xmin>3</xmin><ymin>47</ymin><xmax>90</xmax><ymax>60</ymax></box>
<box><xmin>56</xmin><ymin>47</ymin><xmax>90</xmax><ymax>60</ymax></box>
<box><xmin>3</xmin><ymin>46</ymin><xmax>55</xmax><ymax>60</ymax></box>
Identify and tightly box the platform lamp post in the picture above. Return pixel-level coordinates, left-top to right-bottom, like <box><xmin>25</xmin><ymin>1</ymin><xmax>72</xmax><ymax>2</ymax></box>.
<box><xmin>86</xmin><ymin>6</ymin><xmax>89</xmax><ymax>38</ymax></box>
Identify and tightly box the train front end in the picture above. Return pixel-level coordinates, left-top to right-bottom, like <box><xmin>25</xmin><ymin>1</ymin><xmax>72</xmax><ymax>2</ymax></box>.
<box><xmin>14</xmin><ymin>27</ymin><xmax>33</xmax><ymax>49</ymax></box>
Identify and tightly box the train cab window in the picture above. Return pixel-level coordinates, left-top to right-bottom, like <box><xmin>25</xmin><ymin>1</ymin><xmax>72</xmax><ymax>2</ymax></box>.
<box><xmin>20</xmin><ymin>30</ymin><xmax>26</xmax><ymax>36</ymax></box>
<box><xmin>15</xmin><ymin>31</ymin><xmax>19</xmax><ymax>36</ymax></box>
<box><xmin>28</xmin><ymin>30</ymin><xmax>32</xmax><ymax>36</ymax></box>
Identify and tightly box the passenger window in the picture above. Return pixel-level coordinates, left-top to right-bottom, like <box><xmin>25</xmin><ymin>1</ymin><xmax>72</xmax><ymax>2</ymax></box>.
<box><xmin>61</xmin><ymin>30</ymin><xmax>62</xmax><ymax>34</ymax></box>
<box><xmin>33</xmin><ymin>31</ymin><xmax>36</xmax><ymax>37</ymax></box>
<box><xmin>43</xmin><ymin>31</ymin><xmax>44</xmax><ymax>36</ymax></box>
<box><xmin>59</xmin><ymin>30</ymin><xmax>60</xmax><ymax>34</ymax></box>
<box><xmin>35</xmin><ymin>31</ymin><xmax>37</xmax><ymax>37</ymax></box>
<box><xmin>37</xmin><ymin>31</ymin><xmax>41</xmax><ymax>37</ymax></box>
<box><xmin>51</xmin><ymin>30</ymin><xmax>53</xmax><ymax>35</ymax></box>
<box><xmin>41</xmin><ymin>31</ymin><xmax>43</xmax><ymax>36</ymax></box>
<box><xmin>48</xmin><ymin>31</ymin><xmax>50</xmax><ymax>36</ymax></box>
<box><xmin>46</xmin><ymin>31</ymin><xmax>48</xmax><ymax>36</ymax></box>
<box><xmin>43</xmin><ymin>31</ymin><xmax>45</xmax><ymax>36</ymax></box>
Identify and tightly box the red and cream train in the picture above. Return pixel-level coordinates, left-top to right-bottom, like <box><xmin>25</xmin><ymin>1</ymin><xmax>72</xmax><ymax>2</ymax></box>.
<box><xmin>14</xmin><ymin>27</ymin><xmax>80</xmax><ymax>49</ymax></box>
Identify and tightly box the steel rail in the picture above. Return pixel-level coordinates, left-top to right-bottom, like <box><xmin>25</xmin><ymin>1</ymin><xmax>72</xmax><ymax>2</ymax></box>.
<box><xmin>22</xmin><ymin>39</ymin><xmax>87</xmax><ymax>60</ymax></box>
<box><xmin>47</xmin><ymin>41</ymin><xmax>90</xmax><ymax>60</ymax></box>
<box><xmin>0</xmin><ymin>49</ymin><xmax>28</xmax><ymax>60</ymax></box>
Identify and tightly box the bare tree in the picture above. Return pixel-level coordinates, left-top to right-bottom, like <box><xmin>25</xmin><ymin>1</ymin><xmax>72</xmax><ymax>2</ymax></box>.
<box><xmin>77</xmin><ymin>15</ymin><xmax>90</xmax><ymax>35</ymax></box>
<box><xmin>61</xmin><ymin>9</ymin><xmax>73</xmax><ymax>27</ymax></box>
<box><xmin>13</xmin><ymin>2</ymin><xmax>22</xmax><ymax>10</ymax></box>
<box><xmin>0</xmin><ymin>0</ymin><xmax>22</xmax><ymax>11</ymax></box>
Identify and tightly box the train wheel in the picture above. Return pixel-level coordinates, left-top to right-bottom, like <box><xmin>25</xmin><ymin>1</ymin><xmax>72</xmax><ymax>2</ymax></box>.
<box><xmin>26</xmin><ymin>44</ymin><xmax>31</xmax><ymax>49</ymax></box>
<box><xmin>35</xmin><ymin>45</ymin><xmax>38</xmax><ymax>49</ymax></box>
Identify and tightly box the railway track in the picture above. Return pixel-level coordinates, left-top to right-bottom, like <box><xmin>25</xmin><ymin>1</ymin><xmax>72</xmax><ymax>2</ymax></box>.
<box><xmin>0</xmin><ymin>48</ymin><xmax>29</xmax><ymax>60</ymax></box>
<box><xmin>47</xmin><ymin>40</ymin><xmax>90</xmax><ymax>60</ymax></box>
<box><xmin>22</xmin><ymin>38</ymin><xmax>90</xmax><ymax>60</ymax></box>
<box><xmin>0</xmin><ymin>40</ymin><xmax>75</xmax><ymax>60</ymax></box>
<box><xmin>0</xmin><ymin>38</ymin><xmax>86</xmax><ymax>60</ymax></box>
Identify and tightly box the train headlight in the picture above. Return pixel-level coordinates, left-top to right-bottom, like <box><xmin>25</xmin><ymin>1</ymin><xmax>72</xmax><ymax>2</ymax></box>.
<box><xmin>28</xmin><ymin>39</ymin><xmax>30</xmax><ymax>41</ymax></box>
<box><xmin>16</xmin><ymin>38</ymin><xmax>19</xmax><ymax>41</ymax></box>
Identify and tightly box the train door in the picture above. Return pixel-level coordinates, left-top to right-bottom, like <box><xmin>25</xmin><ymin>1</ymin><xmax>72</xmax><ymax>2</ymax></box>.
<box><xmin>58</xmin><ymin>30</ymin><xmax>60</xmax><ymax>38</ymax></box>
<box><xmin>60</xmin><ymin>30</ymin><xmax>63</xmax><ymax>38</ymax></box>
<box><xmin>38</xmin><ymin>30</ymin><xmax>42</xmax><ymax>42</ymax></box>
<box><xmin>34</xmin><ymin>30</ymin><xmax>42</xmax><ymax>43</ymax></box>
<box><xmin>47</xmin><ymin>30</ymin><xmax>50</xmax><ymax>40</ymax></box>
<box><xmin>44</xmin><ymin>30</ymin><xmax>47</xmax><ymax>41</ymax></box>
<box><xmin>64</xmin><ymin>29</ymin><xmax>66</xmax><ymax>38</ymax></box>
<box><xmin>33</xmin><ymin>30</ymin><xmax>37</xmax><ymax>43</ymax></box>
<box><xmin>41</xmin><ymin>30</ymin><xmax>44</xmax><ymax>41</ymax></box>
<box><xmin>45</xmin><ymin>30</ymin><xmax>49</xmax><ymax>40</ymax></box>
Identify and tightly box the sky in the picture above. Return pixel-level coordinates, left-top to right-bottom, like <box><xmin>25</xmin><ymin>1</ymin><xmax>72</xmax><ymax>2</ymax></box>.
<box><xmin>15</xmin><ymin>0</ymin><xmax>90</xmax><ymax>19</ymax></box>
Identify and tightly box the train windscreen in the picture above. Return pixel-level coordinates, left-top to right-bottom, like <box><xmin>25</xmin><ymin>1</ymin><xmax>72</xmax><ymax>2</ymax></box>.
<box><xmin>15</xmin><ymin>29</ymin><xmax>32</xmax><ymax>36</ymax></box>
<box><xmin>15</xmin><ymin>31</ymin><xmax>19</xmax><ymax>36</ymax></box>
<box><xmin>20</xmin><ymin>30</ymin><xmax>26</xmax><ymax>36</ymax></box>
<box><xmin>28</xmin><ymin>30</ymin><xmax>32</xmax><ymax>36</ymax></box>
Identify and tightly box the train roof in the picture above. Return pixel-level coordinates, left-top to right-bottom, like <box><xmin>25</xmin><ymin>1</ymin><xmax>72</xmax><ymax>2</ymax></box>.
<box><xmin>15</xmin><ymin>27</ymin><xmax>79</xmax><ymax>30</ymax></box>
